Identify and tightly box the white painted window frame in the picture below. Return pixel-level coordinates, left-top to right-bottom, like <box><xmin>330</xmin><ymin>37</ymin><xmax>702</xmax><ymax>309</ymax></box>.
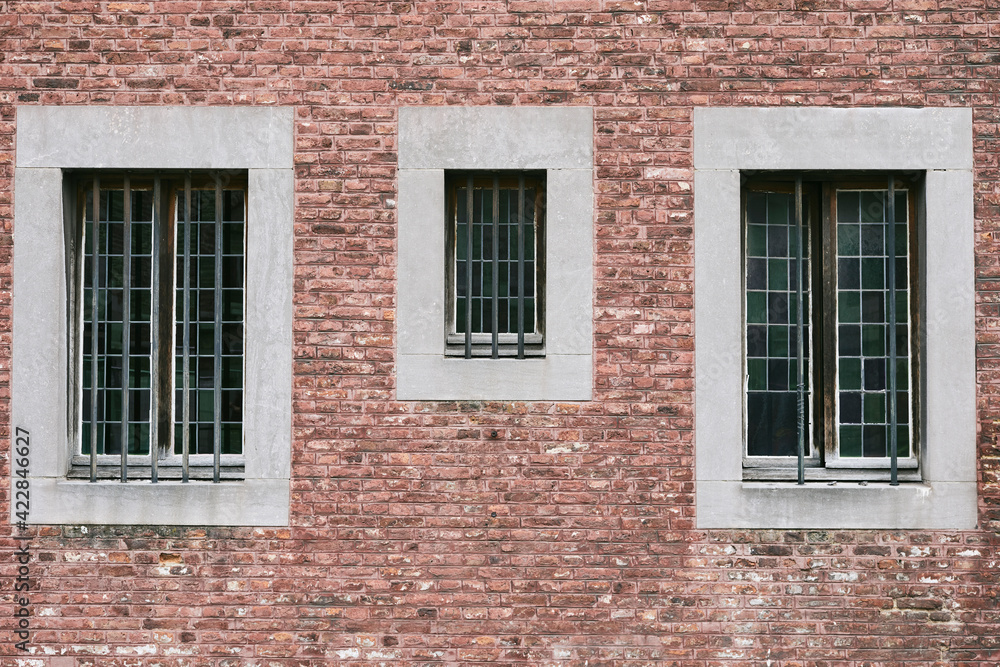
<box><xmin>694</xmin><ymin>107</ymin><xmax>977</xmax><ymax>529</ymax></box>
<box><xmin>13</xmin><ymin>106</ymin><xmax>294</xmax><ymax>526</ymax></box>
<box><xmin>397</xmin><ymin>107</ymin><xmax>593</xmax><ymax>401</ymax></box>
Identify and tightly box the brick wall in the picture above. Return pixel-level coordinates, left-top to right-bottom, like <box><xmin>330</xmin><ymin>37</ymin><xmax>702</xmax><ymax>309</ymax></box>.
<box><xmin>2</xmin><ymin>1</ymin><xmax>999</xmax><ymax>664</ymax></box>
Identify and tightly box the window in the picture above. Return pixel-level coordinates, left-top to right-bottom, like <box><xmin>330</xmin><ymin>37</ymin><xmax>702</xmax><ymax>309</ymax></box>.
<box><xmin>743</xmin><ymin>175</ymin><xmax>918</xmax><ymax>483</ymax></box>
<box><xmin>446</xmin><ymin>172</ymin><xmax>545</xmax><ymax>358</ymax></box>
<box><xmin>70</xmin><ymin>173</ymin><xmax>246</xmax><ymax>482</ymax></box>
<box><xmin>13</xmin><ymin>106</ymin><xmax>293</xmax><ymax>526</ymax></box>
<box><xmin>694</xmin><ymin>107</ymin><xmax>976</xmax><ymax>529</ymax></box>
<box><xmin>397</xmin><ymin>106</ymin><xmax>593</xmax><ymax>401</ymax></box>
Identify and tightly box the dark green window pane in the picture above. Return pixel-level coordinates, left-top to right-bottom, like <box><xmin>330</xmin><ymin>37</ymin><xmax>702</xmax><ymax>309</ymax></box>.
<box><xmin>862</xmin><ymin>425</ymin><xmax>887</xmax><ymax>457</ymax></box>
<box><xmin>746</xmin><ymin>193</ymin><xmax>767</xmax><ymax>224</ymax></box>
<box><xmin>767</xmin><ymin>224</ymin><xmax>788</xmax><ymax>257</ymax></box>
<box><xmin>837</xmin><ymin>191</ymin><xmax>860</xmax><ymax>223</ymax></box>
<box><xmin>839</xmin><ymin>425</ymin><xmax>863</xmax><ymax>457</ymax></box>
<box><xmin>840</xmin><ymin>392</ymin><xmax>861</xmax><ymax>424</ymax></box>
<box><xmin>839</xmin><ymin>291</ymin><xmax>860</xmax><ymax>323</ymax></box>
<box><xmin>747</xmin><ymin>359</ymin><xmax>767</xmax><ymax>391</ymax></box>
<box><xmin>747</xmin><ymin>391</ymin><xmax>799</xmax><ymax>456</ymax></box>
<box><xmin>768</xmin><ymin>325</ymin><xmax>788</xmax><ymax>358</ymax></box>
<box><xmin>839</xmin><ymin>325</ymin><xmax>861</xmax><ymax>357</ymax></box>
<box><xmin>766</xmin><ymin>193</ymin><xmax>790</xmax><ymax>227</ymax></box>
<box><xmin>863</xmin><ymin>393</ymin><xmax>886</xmax><ymax>424</ymax></box>
<box><xmin>860</xmin><ymin>224</ymin><xmax>884</xmax><ymax>256</ymax></box>
<box><xmin>895</xmin><ymin>358</ymin><xmax>909</xmax><ymax>391</ymax></box>
<box><xmin>838</xmin><ymin>223</ymin><xmax>860</xmax><ymax>256</ymax></box>
<box><xmin>859</xmin><ymin>191</ymin><xmax>884</xmax><ymax>223</ymax></box>
<box><xmin>861</xmin><ymin>324</ymin><xmax>885</xmax><ymax>356</ymax></box>
<box><xmin>768</xmin><ymin>359</ymin><xmax>789</xmax><ymax>391</ymax></box>
<box><xmin>747</xmin><ymin>257</ymin><xmax>766</xmax><ymax>290</ymax></box>
<box><xmin>861</xmin><ymin>258</ymin><xmax>883</xmax><ymax>290</ymax></box>
<box><xmin>222</xmin><ymin>423</ymin><xmax>243</xmax><ymax>455</ymax></box>
<box><xmin>895</xmin><ymin>426</ymin><xmax>910</xmax><ymax>458</ymax></box>
<box><xmin>840</xmin><ymin>358</ymin><xmax>862</xmax><ymax>390</ymax></box>
<box><xmin>838</xmin><ymin>257</ymin><xmax>859</xmax><ymax>290</ymax></box>
<box><xmin>863</xmin><ymin>358</ymin><xmax>886</xmax><ymax>391</ymax></box>
<box><xmin>768</xmin><ymin>259</ymin><xmax>788</xmax><ymax>291</ymax></box>
<box><xmin>747</xmin><ymin>291</ymin><xmax>767</xmax><ymax>324</ymax></box>
<box><xmin>747</xmin><ymin>225</ymin><xmax>767</xmax><ymax>257</ymax></box>
<box><xmin>768</xmin><ymin>293</ymin><xmax>789</xmax><ymax>324</ymax></box>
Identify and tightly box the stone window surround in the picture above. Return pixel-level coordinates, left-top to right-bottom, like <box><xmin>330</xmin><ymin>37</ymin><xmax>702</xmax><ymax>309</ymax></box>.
<box><xmin>13</xmin><ymin>106</ymin><xmax>294</xmax><ymax>526</ymax></box>
<box><xmin>694</xmin><ymin>106</ymin><xmax>977</xmax><ymax>529</ymax></box>
<box><xmin>396</xmin><ymin>106</ymin><xmax>593</xmax><ymax>401</ymax></box>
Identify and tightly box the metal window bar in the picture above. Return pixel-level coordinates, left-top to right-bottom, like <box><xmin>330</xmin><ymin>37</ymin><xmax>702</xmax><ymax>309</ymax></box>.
<box><xmin>517</xmin><ymin>174</ymin><xmax>525</xmax><ymax>359</ymax></box>
<box><xmin>491</xmin><ymin>175</ymin><xmax>500</xmax><ymax>359</ymax></box>
<box><xmin>887</xmin><ymin>176</ymin><xmax>898</xmax><ymax>485</ymax></box>
<box><xmin>89</xmin><ymin>177</ymin><xmax>100</xmax><ymax>483</ymax></box>
<box><xmin>465</xmin><ymin>175</ymin><xmax>474</xmax><ymax>359</ymax></box>
<box><xmin>795</xmin><ymin>178</ymin><xmax>806</xmax><ymax>485</ymax></box>
<box><xmin>213</xmin><ymin>177</ymin><xmax>223</xmax><ymax>483</ymax></box>
<box><xmin>182</xmin><ymin>174</ymin><xmax>192</xmax><ymax>483</ymax></box>
<box><xmin>121</xmin><ymin>176</ymin><xmax>131</xmax><ymax>483</ymax></box>
<box><xmin>151</xmin><ymin>177</ymin><xmax>161</xmax><ymax>484</ymax></box>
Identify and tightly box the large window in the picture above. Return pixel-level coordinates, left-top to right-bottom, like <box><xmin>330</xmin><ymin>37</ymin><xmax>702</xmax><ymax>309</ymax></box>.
<box><xmin>694</xmin><ymin>107</ymin><xmax>976</xmax><ymax>529</ymax></box>
<box><xmin>71</xmin><ymin>173</ymin><xmax>246</xmax><ymax>481</ymax></box>
<box><xmin>13</xmin><ymin>106</ymin><xmax>293</xmax><ymax>526</ymax></box>
<box><xmin>743</xmin><ymin>175</ymin><xmax>918</xmax><ymax>482</ymax></box>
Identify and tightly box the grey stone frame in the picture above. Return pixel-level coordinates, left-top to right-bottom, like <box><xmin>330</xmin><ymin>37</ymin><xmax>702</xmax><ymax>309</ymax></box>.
<box><xmin>397</xmin><ymin>107</ymin><xmax>593</xmax><ymax>401</ymax></box>
<box><xmin>694</xmin><ymin>107</ymin><xmax>977</xmax><ymax>529</ymax></box>
<box><xmin>13</xmin><ymin>106</ymin><xmax>294</xmax><ymax>525</ymax></box>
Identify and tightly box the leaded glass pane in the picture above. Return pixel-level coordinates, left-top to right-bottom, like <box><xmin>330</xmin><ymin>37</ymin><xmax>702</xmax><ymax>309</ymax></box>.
<box><xmin>174</xmin><ymin>189</ymin><xmax>245</xmax><ymax>456</ymax></box>
<box><xmin>745</xmin><ymin>191</ymin><xmax>811</xmax><ymax>458</ymax></box>
<box><xmin>82</xmin><ymin>187</ymin><xmax>153</xmax><ymax>456</ymax></box>
<box><xmin>835</xmin><ymin>189</ymin><xmax>912</xmax><ymax>459</ymax></box>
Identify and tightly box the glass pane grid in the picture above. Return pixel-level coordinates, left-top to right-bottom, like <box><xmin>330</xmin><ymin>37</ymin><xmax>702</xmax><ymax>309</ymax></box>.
<box><xmin>82</xmin><ymin>189</ymin><xmax>153</xmax><ymax>457</ymax></box>
<box><xmin>745</xmin><ymin>191</ymin><xmax>812</xmax><ymax>457</ymax></box>
<box><xmin>455</xmin><ymin>185</ymin><xmax>537</xmax><ymax>335</ymax></box>
<box><xmin>175</xmin><ymin>190</ymin><xmax>245</xmax><ymax>456</ymax></box>
<box><xmin>836</xmin><ymin>189</ymin><xmax>911</xmax><ymax>459</ymax></box>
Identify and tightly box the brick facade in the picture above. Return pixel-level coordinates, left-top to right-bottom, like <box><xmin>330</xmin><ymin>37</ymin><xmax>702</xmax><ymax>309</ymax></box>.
<box><xmin>2</xmin><ymin>1</ymin><xmax>1000</xmax><ymax>664</ymax></box>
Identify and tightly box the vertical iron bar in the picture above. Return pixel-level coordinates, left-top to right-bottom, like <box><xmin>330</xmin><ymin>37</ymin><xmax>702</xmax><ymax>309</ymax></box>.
<box><xmin>517</xmin><ymin>174</ymin><xmax>525</xmax><ymax>359</ymax></box>
<box><xmin>887</xmin><ymin>176</ymin><xmax>898</xmax><ymax>485</ymax></box>
<box><xmin>121</xmin><ymin>176</ymin><xmax>131</xmax><ymax>482</ymax></box>
<box><xmin>795</xmin><ymin>177</ymin><xmax>805</xmax><ymax>485</ymax></box>
<box><xmin>150</xmin><ymin>178</ymin><xmax>161</xmax><ymax>484</ymax></box>
<box><xmin>90</xmin><ymin>177</ymin><xmax>100</xmax><ymax>483</ymax></box>
<box><xmin>465</xmin><ymin>175</ymin><xmax>474</xmax><ymax>359</ymax></box>
<box><xmin>213</xmin><ymin>177</ymin><xmax>223</xmax><ymax>483</ymax></box>
<box><xmin>491</xmin><ymin>175</ymin><xmax>499</xmax><ymax>359</ymax></box>
<box><xmin>182</xmin><ymin>175</ymin><xmax>192</xmax><ymax>482</ymax></box>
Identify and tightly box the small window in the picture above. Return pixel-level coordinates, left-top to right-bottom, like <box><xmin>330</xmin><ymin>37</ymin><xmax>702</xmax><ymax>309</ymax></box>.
<box><xmin>69</xmin><ymin>171</ymin><xmax>246</xmax><ymax>482</ymax></box>
<box><xmin>743</xmin><ymin>173</ymin><xmax>918</xmax><ymax>482</ymax></box>
<box><xmin>445</xmin><ymin>171</ymin><xmax>545</xmax><ymax>358</ymax></box>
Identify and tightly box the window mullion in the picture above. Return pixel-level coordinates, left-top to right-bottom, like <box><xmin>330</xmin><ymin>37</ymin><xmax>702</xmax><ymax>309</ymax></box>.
<box><xmin>821</xmin><ymin>184</ymin><xmax>837</xmax><ymax>466</ymax></box>
<box><xmin>887</xmin><ymin>175</ymin><xmax>898</xmax><ymax>485</ymax></box>
<box><xmin>517</xmin><ymin>174</ymin><xmax>525</xmax><ymax>359</ymax></box>
<box><xmin>121</xmin><ymin>175</ymin><xmax>131</xmax><ymax>483</ymax></box>
<box><xmin>213</xmin><ymin>176</ymin><xmax>223</xmax><ymax>484</ymax></box>
<box><xmin>795</xmin><ymin>177</ymin><xmax>805</xmax><ymax>485</ymax></box>
<box><xmin>150</xmin><ymin>177</ymin><xmax>162</xmax><ymax>484</ymax></box>
<box><xmin>89</xmin><ymin>176</ymin><xmax>100</xmax><ymax>483</ymax></box>
<box><xmin>491</xmin><ymin>175</ymin><xmax>500</xmax><ymax>359</ymax></box>
<box><xmin>465</xmin><ymin>175</ymin><xmax>474</xmax><ymax>359</ymax></box>
<box><xmin>182</xmin><ymin>175</ymin><xmax>192</xmax><ymax>482</ymax></box>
